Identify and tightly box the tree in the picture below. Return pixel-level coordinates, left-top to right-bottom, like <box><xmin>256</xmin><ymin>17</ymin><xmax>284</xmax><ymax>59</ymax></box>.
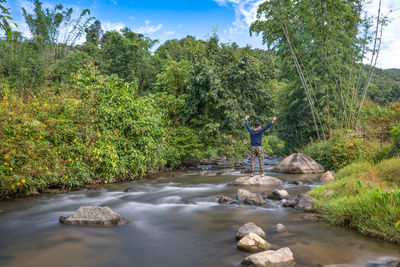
<box><xmin>0</xmin><ymin>0</ymin><xmax>17</xmax><ymax>39</ymax></box>
<box><xmin>250</xmin><ymin>0</ymin><xmax>385</xmax><ymax>148</ymax></box>
<box><xmin>85</xmin><ymin>20</ymin><xmax>103</xmax><ymax>47</ymax></box>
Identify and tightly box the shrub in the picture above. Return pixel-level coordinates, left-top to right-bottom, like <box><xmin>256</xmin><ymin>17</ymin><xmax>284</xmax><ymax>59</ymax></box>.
<box><xmin>303</xmin><ymin>130</ymin><xmax>380</xmax><ymax>170</ymax></box>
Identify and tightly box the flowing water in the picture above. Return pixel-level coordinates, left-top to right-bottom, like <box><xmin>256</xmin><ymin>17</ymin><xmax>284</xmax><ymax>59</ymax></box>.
<box><xmin>0</xmin><ymin>169</ymin><xmax>399</xmax><ymax>267</ymax></box>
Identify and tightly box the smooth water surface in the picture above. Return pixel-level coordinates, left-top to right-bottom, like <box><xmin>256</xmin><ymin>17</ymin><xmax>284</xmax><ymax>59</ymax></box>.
<box><xmin>0</xmin><ymin>170</ymin><xmax>399</xmax><ymax>267</ymax></box>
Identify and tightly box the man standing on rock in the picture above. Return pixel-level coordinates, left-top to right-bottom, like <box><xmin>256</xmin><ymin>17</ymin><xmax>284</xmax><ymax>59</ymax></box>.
<box><xmin>245</xmin><ymin>115</ymin><xmax>277</xmax><ymax>177</ymax></box>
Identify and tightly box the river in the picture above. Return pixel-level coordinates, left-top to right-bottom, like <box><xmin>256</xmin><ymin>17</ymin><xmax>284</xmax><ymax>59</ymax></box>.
<box><xmin>0</xmin><ymin>168</ymin><xmax>399</xmax><ymax>267</ymax></box>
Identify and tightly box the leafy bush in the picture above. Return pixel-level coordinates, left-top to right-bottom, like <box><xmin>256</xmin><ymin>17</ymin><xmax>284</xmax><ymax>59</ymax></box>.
<box><xmin>303</xmin><ymin>130</ymin><xmax>380</xmax><ymax>170</ymax></box>
<box><xmin>263</xmin><ymin>135</ymin><xmax>286</xmax><ymax>156</ymax></box>
<box><xmin>0</xmin><ymin>64</ymin><xmax>198</xmax><ymax>199</ymax></box>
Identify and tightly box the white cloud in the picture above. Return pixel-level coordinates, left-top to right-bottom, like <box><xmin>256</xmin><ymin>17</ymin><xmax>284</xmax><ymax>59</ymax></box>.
<box><xmin>363</xmin><ymin>0</ymin><xmax>400</xmax><ymax>68</ymax></box>
<box><xmin>103</xmin><ymin>21</ymin><xmax>126</xmax><ymax>32</ymax></box>
<box><xmin>136</xmin><ymin>23</ymin><xmax>163</xmax><ymax>35</ymax></box>
<box><xmin>213</xmin><ymin>0</ymin><xmax>265</xmax><ymax>37</ymax></box>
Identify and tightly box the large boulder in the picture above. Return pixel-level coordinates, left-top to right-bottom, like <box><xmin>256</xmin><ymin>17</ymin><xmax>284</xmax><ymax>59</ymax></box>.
<box><xmin>271</xmin><ymin>153</ymin><xmax>324</xmax><ymax>174</ymax></box>
<box><xmin>236</xmin><ymin>222</ymin><xmax>266</xmax><ymax>240</ymax></box>
<box><xmin>295</xmin><ymin>195</ymin><xmax>315</xmax><ymax>212</ymax></box>
<box><xmin>237</xmin><ymin>232</ymin><xmax>271</xmax><ymax>252</ymax></box>
<box><xmin>319</xmin><ymin>171</ymin><xmax>335</xmax><ymax>184</ymax></box>
<box><xmin>59</xmin><ymin>206</ymin><xmax>129</xmax><ymax>226</ymax></box>
<box><xmin>237</xmin><ymin>189</ymin><xmax>266</xmax><ymax>205</ymax></box>
<box><xmin>268</xmin><ymin>190</ymin><xmax>289</xmax><ymax>200</ymax></box>
<box><xmin>241</xmin><ymin>247</ymin><xmax>295</xmax><ymax>267</ymax></box>
<box><xmin>231</xmin><ymin>176</ymin><xmax>283</xmax><ymax>186</ymax></box>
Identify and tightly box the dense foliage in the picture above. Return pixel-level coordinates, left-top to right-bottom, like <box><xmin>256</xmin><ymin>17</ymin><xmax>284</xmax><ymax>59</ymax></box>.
<box><xmin>1</xmin><ymin>0</ymin><xmax>400</xmax><ymax>201</ymax></box>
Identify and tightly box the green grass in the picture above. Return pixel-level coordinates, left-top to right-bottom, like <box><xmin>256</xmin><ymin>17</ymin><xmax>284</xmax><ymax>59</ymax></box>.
<box><xmin>308</xmin><ymin>158</ymin><xmax>400</xmax><ymax>244</ymax></box>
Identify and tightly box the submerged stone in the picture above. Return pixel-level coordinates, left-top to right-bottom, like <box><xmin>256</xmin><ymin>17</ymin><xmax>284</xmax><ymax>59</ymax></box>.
<box><xmin>59</xmin><ymin>206</ymin><xmax>129</xmax><ymax>226</ymax></box>
<box><xmin>236</xmin><ymin>222</ymin><xmax>266</xmax><ymax>240</ymax></box>
<box><xmin>237</xmin><ymin>232</ymin><xmax>271</xmax><ymax>252</ymax></box>
<box><xmin>241</xmin><ymin>247</ymin><xmax>295</xmax><ymax>267</ymax></box>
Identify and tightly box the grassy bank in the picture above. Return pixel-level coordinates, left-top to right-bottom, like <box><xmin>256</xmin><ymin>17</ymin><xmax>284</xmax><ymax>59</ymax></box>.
<box><xmin>308</xmin><ymin>158</ymin><xmax>400</xmax><ymax>244</ymax></box>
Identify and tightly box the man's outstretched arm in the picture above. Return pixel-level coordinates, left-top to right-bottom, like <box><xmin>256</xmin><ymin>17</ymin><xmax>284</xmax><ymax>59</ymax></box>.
<box><xmin>245</xmin><ymin>115</ymin><xmax>252</xmax><ymax>132</ymax></box>
<box><xmin>261</xmin><ymin>116</ymin><xmax>277</xmax><ymax>132</ymax></box>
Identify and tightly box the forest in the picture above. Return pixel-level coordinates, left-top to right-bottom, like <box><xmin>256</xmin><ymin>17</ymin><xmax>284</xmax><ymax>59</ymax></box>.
<box><xmin>0</xmin><ymin>0</ymin><xmax>399</xmax><ymax>200</ymax></box>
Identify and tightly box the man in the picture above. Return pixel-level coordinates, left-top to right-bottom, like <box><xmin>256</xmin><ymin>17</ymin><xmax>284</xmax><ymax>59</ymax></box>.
<box><xmin>245</xmin><ymin>115</ymin><xmax>277</xmax><ymax>177</ymax></box>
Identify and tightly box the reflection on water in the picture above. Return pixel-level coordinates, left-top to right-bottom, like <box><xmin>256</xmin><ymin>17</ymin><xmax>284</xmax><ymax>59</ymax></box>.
<box><xmin>0</xmin><ymin>171</ymin><xmax>399</xmax><ymax>267</ymax></box>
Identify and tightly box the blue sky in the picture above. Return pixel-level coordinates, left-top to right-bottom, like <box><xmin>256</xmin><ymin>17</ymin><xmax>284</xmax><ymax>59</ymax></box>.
<box><xmin>6</xmin><ymin>0</ymin><xmax>400</xmax><ymax>69</ymax></box>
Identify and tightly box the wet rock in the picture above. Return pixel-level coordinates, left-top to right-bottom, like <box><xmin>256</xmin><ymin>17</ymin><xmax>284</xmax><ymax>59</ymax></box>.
<box><xmin>231</xmin><ymin>176</ymin><xmax>283</xmax><ymax>186</ymax></box>
<box><xmin>241</xmin><ymin>247</ymin><xmax>294</xmax><ymax>267</ymax></box>
<box><xmin>323</xmin><ymin>189</ymin><xmax>335</xmax><ymax>198</ymax></box>
<box><xmin>59</xmin><ymin>206</ymin><xmax>129</xmax><ymax>226</ymax></box>
<box><xmin>282</xmin><ymin>200</ymin><xmax>296</xmax><ymax>208</ymax></box>
<box><xmin>218</xmin><ymin>195</ymin><xmax>230</xmax><ymax>204</ymax></box>
<box><xmin>241</xmin><ymin>168</ymin><xmax>251</xmax><ymax>174</ymax></box>
<box><xmin>30</xmin><ymin>191</ymin><xmax>40</xmax><ymax>197</ymax></box>
<box><xmin>301</xmin><ymin>213</ymin><xmax>324</xmax><ymax>221</ymax></box>
<box><xmin>271</xmin><ymin>153</ymin><xmax>325</xmax><ymax>174</ymax></box>
<box><xmin>198</xmin><ymin>170</ymin><xmax>212</xmax><ymax>176</ymax></box>
<box><xmin>366</xmin><ymin>256</ymin><xmax>400</xmax><ymax>267</ymax></box>
<box><xmin>236</xmin><ymin>222</ymin><xmax>266</xmax><ymax>240</ymax></box>
<box><xmin>123</xmin><ymin>187</ymin><xmax>138</xmax><ymax>193</ymax></box>
<box><xmin>273</xmin><ymin>223</ymin><xmax>288</xmax><ymax>232</ymax></box>
<box><xmin>320</xmin><ymin>171</ymin><xmax>335</xmax><ymax>184</ymax></box>
<box><xmin>237</xmin><ymin>189</ymin><xmax>266</xmax><ymax>205</ymax></box>
<box><xmin>235</xmin><ymin>161</ymin><xmax>243</xmax><ymax>167</ymax></box>
<box><xmin>237</xmin><ymin>232</ymin><xmax>271</xmax><ymax>252</ymax></box>
<box><xmin>216</xmin><ymin>171</ymin><xmax>233</xmax><ymax>176</ymax></box>
<box><xmin>295</xmin><ymin>195</ymin><xmax>315</xmax><ymax>212</ymax></box>
<box><xmin>287</xmin><ymin>180</ymin><xmax>300</xmax><ymax>185</ymax></box>
<box><xmin>268</xmin><ymin>190</ymin><xmax>289</xmax><ymax>200</ymax></box>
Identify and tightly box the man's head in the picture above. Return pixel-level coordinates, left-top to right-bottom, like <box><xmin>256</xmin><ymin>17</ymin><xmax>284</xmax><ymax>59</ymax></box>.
<box><xmin>254</xmin><ymin>122</ymin><xmax>262</xmax><ymax>130</ymax></box>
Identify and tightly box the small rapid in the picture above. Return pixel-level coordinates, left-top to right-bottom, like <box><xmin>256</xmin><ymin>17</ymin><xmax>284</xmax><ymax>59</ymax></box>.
<box><xmin>0</xmin><ymin>169</ymin><xmax>399</xmax><ymax>267</ymax></box>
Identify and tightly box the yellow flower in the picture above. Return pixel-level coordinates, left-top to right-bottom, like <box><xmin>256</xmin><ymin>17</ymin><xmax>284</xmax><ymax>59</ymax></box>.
<box><xmin>71</xmin><ymin>113</ymin><xmax>74</xmax><ymax>117</ymax></box>
<box><xmin>332</xmin><ymin>146</ymin><xmax>338</xmax><ymax>150</ymax></box>
<box><xmin>22</xmin><ymin>179</ymin><xmax>26</xmax><ymax>184</ymax></box>
<box><xmin>43</xmin><ymin>124</ymin><xmax>46</xmax><ymax>127</ymax></box>
<box><xmin>55</xmin><ymin>103</ymin><xmax>59</xmax><ymax>107</ymax></box>
<box><xmin>73</xmin><ymin>138</ymin><xmax>77</xmax><ymax>143</ymax></box>
<box><xmin>39</xmin><ymin>136</ymin><xmax>43</xmax><ymax>139</ymax></box>
<box><xmin>45</xmin><ymin>166</ymin><xmax>48</xmax><ymax>170</ymax></box>
<box><xmin>10</xmin><ymin>167</ymin><xmax>13</xmax><ymax>171</ymax></box>
<box><xmin>11</xmin><ymin>184</ymin><xmax>15</xmax><ymax>189</ymax></box>
<box><xmin>68</xmin><ymin>159</ymin><xmax>72</xmax><ymax>162</ymax></box>
<box><xmin>43</xmin><ymin>103</ymin><xmax>48</xmax><ymax>107</ymax></box>
<box><xmin>8</xmin><ymin>116</ymin><xmax>11</xmax><ymax>121</ymax></box>
<box><xmin>4</xmin><ymin>154</ymin><xmax>9</xmax><ymax>159</ymax></box>
<box><xmin>97</xmin><ymin>133</ymin><xmax>101</xmax><ymax>138</ymax></box>
<box><xmin>65</xmin><ymin>175</ymin><xmax>68</xmax><ymax>179</ymax></box>
<box><xmin>396</xmin><ymin>220</ymin><xmax>400</xmax><ymax>228</ymax></box>
<box><xmin>331</xmin><ymin>156</ymin><xmax>337</xmax><ymax>163</ymax></box>
<box><xmin>16</xmin><ymin>182</ymin><xmax>20</xmax><ymax>186</ymax></box>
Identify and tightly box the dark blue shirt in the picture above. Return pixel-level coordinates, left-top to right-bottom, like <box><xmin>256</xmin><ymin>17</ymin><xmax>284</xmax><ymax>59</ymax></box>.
<box><xmin>245</xmin><ymin>120</ymin><xmax>272</xmax><ymax>147</ymax></box>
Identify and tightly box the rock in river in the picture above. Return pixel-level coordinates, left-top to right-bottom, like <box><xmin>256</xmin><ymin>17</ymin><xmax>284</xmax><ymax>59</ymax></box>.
<box><xmin>271</xmin><ymin>153</ymin><xmax>324</xmax><ymax>174</ymax></box>
<box><xmin>231</xmin><ymin>176</ymin><xmax>283</xmax><ymax>186</ymax></box>
<box><xmin>319</xmin><ymin>171</ymin><xmax>335</xmax><ymax>184</ymax></box>
<box><xmin>236</xmin><ymin>222</ymin><xmax>266</xmax><ymax>240</ymax></box>
<box><xmin>237</xmin><ymin>232</ymin><xmax>271</xmax><ymax>252</ymax></box>
<box><xmin>273</xmin><ymin>223</ymin><xmax>288</xmax><ymax>232</ymax></box>
<box><xmin>241</xmin><ymin>247</ymin><xmax>295</xmax><ymax>267</ymax></box>
<box><xmin>268</xmin><ymin>190</ymin><xmax>289</xmax><ymax>200</ymax></box>
<box><xmin>237</xmin><ymin>189</ymin><xmax>266</xmax><ymax>205</ymax></box>
<box><xmin>295</xmin><ymin>195</ymin><xmax>315</xmax><ymax>212</ymax></box>
<box><xmin>59</xmin><ymin>206</ymin><xmax>129</xmax><ymax>226</ymax></box>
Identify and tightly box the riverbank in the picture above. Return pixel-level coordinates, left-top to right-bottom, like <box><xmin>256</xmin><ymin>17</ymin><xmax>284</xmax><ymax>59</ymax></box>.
<box><xmin>308</xmin><ymin>157</ymin><xmax>400</xmax><ymax>244</ymax></box>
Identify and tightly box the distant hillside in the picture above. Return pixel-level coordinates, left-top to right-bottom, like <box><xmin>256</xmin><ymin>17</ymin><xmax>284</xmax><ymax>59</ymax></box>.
<box><xmin>368</xmin><ymin>68</ymin><xmax>400</xmax><ymax>105</ymax></box>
